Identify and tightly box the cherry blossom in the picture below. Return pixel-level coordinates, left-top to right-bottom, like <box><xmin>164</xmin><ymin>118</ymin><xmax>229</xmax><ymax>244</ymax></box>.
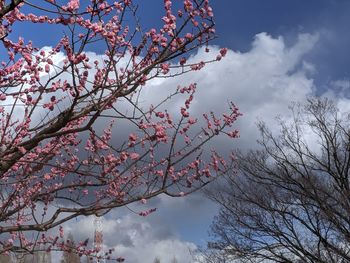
<box><xmin>0</xmin><ymin>0</ymin><xmax>239</xmax><ymax>260</ymax></box>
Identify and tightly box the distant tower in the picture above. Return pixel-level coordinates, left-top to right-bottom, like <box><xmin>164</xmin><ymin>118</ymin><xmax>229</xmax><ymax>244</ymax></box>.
<box><xmin>94</xmin><ymin>216</ymin><xmax>105</xmax><ymax>263</ymax></box>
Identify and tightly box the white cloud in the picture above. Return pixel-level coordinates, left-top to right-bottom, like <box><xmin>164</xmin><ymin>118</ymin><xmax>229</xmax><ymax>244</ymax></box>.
<box><xmin>27</xmin><ymin>32</ymin><xmax>319</xmax><ymax>145</ymax></box>
<box><xmin>59</xmin><ymin>212</ymin><xmax>197</xmax><ymax>263</ymax></box>
<box><xmin>33</xmin><ymin>32</ymin><xmax>330</xmax><ymax>263</ymax></box>
<box><xmin>141</xmin><ymin>32</ymin><xmax>318</xmax><ymax>150</ymax></box>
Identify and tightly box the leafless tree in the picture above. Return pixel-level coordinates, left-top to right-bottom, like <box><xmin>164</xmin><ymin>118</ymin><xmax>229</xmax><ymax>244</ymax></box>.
<box><xmin>206</xmin><ymin>98</ymin><xmax>350</xmax><ymax>263</ymax></box>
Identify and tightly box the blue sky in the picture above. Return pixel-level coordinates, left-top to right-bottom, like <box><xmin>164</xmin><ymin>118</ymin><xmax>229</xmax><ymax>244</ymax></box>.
<box><xmin>7</xmin><ymin>1</ymin><xmax>350</xmax><ymax>262</ymax></box>
<box><xmin>113</xmin><ymin>0</ymin><xmax>350</xmax><ymax>87</ymax></box>
<box><xmin>13</xmin><ymin>0</ymin><xmax>350</xmax><ymax>87</ymax></box>
<box><xmin>211</xmin><ymin>0</ymin><xmax>350</xmax><ymax>87</ymax></box>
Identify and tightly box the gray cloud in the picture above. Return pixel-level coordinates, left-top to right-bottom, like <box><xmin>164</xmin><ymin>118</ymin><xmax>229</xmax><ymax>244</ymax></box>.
<box><xmin>48</xmin><ymin>31</ymin><xmax>346</xmax><ymax>263</ymax></box>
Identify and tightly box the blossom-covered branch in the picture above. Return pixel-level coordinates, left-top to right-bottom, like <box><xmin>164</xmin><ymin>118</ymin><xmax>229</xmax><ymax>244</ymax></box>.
<box><xmin>0</xmin><ymin>0</ymin><xmax>240</xmax><ymax>258</ymax></box>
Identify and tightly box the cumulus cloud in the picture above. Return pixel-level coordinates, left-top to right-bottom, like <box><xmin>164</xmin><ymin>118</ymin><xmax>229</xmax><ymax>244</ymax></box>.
<box><xmin>48</xmin><ymin>32</ymin><xmax>332</xmax><ymax>262</ymax></box>
<box><xmin>142</xmin><ymin>32</ymin><xmax>318</xmax><ymax>150</ymax></box>
<box><xmin>59</xmin><ymin>212</ymin><xmax>197</xmax><ymax>263</ymax></box>
<box><xmin>108</xmin><ymin>215</ymin><xmax>197</xmax><ymax>263</ymax></box>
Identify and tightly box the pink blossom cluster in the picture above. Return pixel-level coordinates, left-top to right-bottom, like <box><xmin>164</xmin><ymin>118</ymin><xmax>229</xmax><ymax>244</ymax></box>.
<box><xmin>0</xmin><ymin>0</ymin><xmax>239</xmax><ymax>259</ymax></box>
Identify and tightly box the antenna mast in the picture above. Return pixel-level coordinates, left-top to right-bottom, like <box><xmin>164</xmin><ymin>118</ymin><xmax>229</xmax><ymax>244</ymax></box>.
<box><xmin>93</xmin><ymin>216</ymin><xmax>105</xmax><ymax>263</ymax></box>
